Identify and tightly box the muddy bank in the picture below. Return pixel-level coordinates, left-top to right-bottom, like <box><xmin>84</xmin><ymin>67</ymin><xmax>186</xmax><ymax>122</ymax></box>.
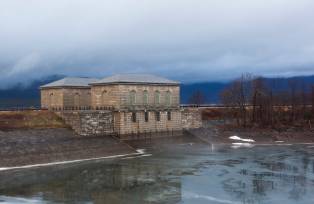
<box><xmin>0</xmin><ymin>128</ymin><xmax>136</xmax><ymax>167</ymax></box>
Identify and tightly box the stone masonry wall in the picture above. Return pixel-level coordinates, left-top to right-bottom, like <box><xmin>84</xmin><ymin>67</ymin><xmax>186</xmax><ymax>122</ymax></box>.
<box><xmin>60</xmin><ymin>111</ymin><xmax>114</xmax><ymax>136</ymax></box>
<box><xmin>58</xmin><ymin>108</ymin><xmax>201</xmax><ymax>138</ymax></box>
<box><xmin>181</xmin><ymin>108</ymin><xmax>203</xmax><ymax>129</ymax></box>
<box><xmin>41</xmin><ymin>88</ymin><xmax>64</xmax><ymax>109</ymax></box>
<box><xmin>91</xmin><ymin>84</ymin><xmax>180</xmax><ymax>109</ymax></box>
<box><xmin>114</xmin><ymin>110</ymin><xmax>182</xmax><ymax>136</ymax></box>
<box><xmin>63</xmin><ymin>88</ymin><xmax>91</xmax><ymax>108</ymax></box>
<box><xmin>91</xmin><ymin>85</ymin><xmax>120</xmax><ymax>109</ymax></box>
<box><xmin>41</xmin><ymin>88</ymin><xmax>92</xmax><ymax>110</ymax></box>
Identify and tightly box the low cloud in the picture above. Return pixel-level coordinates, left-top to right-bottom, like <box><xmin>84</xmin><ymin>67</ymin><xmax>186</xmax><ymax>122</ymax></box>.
<box><xmin>1</xmin><ymin>0</ymin><xmax>314</xmax><ymax>88</ymax></box>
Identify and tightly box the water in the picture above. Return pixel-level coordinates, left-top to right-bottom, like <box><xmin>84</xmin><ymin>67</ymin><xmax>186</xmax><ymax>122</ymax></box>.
<box><xmin>1</xmin><ymin>137</ymin><xmax>314</xmax><ymax>204</ymax></box>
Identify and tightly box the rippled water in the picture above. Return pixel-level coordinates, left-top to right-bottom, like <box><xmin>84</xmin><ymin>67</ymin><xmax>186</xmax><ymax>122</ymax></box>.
<box><xmin>1</xmin><ymin>137</ymin><xmax>314</xmax><ymax>204</ymax></box>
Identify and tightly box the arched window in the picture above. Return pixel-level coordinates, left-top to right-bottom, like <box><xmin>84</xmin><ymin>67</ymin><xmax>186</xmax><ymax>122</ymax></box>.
<box><xmin>102</xmin><ymin>90</ymin><xmax>108</xmax><ymax>102</ymax></box>
<box><xmin>74</xmin><ymin>93</ymin><xmax>80</xmax><ymax>107</ymax></box>
<box><xmin>129</xmin><ymin>90</ymin><xmax>136</xmax><ymax>105</ymax></box>
<box><xmin>165</xmin><ymin>91</ymin><xmax>171</xmax><ymax>106</ymax></box>
<box><xmin>49</xmin><ymin>93</ymin><xmax>54</xmax><ymax>107</ymax></box>
<box><xmin>154</xmin><ymin>91</ymin><xmax>160</xmax><ymax>105</ymax></box>
<box><xmin>143</xmin><ymin>90</ymin><xmax>148</xmax><ymax>105</ymax></box>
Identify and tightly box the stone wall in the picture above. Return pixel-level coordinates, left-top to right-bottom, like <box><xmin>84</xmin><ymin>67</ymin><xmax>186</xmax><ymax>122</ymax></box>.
<box><xmin>41</xmin><ymin>88</ymin><xmax>92</xmax><ymax>110</ymax></box>
<box><xmin>91</xmin><ymin>85</ymin><xmax>120</xmax><ymax>108</ymax></box>
<box><xmin>91</xmin><ymin>84</ymin><xmax>180</xmax><ymax>110</ymax></box>
<box><xmin>181</xmin><ymin>108</ymin><xmax>203</xmax><ymax>129</ymax></box>
<box><xmin>114</xmin><ymin>110</ymin><xmax>182</xmax><ymax>136</ymax></box>
<box><xmin>63</xmin><ymin>88</ymin><xmax>91</xmax><ymax>108</ymax></box>
<box><xmin>60</xmin><ymin>111</ymin><xmax>114</xmax><ymax>136</ymax></box>
<box><xmin>57</xmin><ymin>107</ymin><xmax>202</xmax><ymax>138</ymax></box>
<box><xmin>41</xmin><ymin>88</ymin><xmax>64</xmax><ymax>109</ymax></box>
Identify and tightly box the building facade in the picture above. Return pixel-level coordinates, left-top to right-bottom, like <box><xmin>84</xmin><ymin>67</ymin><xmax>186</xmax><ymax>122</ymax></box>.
<box><xmin>89</xmin><ymin>74</ymin><xmax>181</xmax><ymax>136</ymax></box>
<box><xmin>41</xmin><ymin>74</ymin><xmax>201</xmax><ymax>137</ymax></box>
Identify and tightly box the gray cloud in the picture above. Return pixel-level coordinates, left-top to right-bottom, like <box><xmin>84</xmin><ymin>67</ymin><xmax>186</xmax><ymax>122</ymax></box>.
<box><xmin>1</xmin><ymin>0</ymin><xmax>314</xmax><ymax>88</ymax></box>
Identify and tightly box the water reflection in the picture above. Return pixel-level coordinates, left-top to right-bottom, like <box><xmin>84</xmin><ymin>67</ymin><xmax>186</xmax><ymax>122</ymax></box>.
<box><xmin>1</xmin><ymin>140</ymin><xmax>314</xmax><ymax>203</ymax></box>
<box><xmin>0</xmin><ymin>160</ymin><xmax>183</xmax><ymax>203</ymax></box>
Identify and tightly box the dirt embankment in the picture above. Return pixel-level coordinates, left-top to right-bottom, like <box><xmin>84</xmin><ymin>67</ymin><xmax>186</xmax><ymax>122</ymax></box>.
<box><xmin>0</xmin><ymin>110</ymin><xmax>68</xmax><ymax>131</ymax></box>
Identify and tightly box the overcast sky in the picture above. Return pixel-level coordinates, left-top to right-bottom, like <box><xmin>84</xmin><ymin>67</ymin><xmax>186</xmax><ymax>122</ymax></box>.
<box><xmin>1</xmin><ymin>0</ymin><xmax>314</xmax><ymax>88</ymax></box>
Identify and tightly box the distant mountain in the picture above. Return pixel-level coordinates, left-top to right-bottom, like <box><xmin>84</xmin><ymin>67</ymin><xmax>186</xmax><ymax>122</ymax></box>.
<box><xmin>0</xmin><ymin>75</ymin><xmax>64</xmax><ymax>108</ymax></box>
<box><xmin>180</xmin><ymin>82</ymin><xmax>227</xmax><ymax>104</ymax></box>
<box><xmin>262</xmin><ymin>75</ymin><xmax>314</xmax><ymax>92</ymax></box>
<box><xmin>0</xmin><ymin>75</ymin><xmax>313</xmax><ymax>108</ymax></box>
<box><xmin>181</xmin><ymin>75</ymin><xmax>314</xmax><ymax>104</ymax></box>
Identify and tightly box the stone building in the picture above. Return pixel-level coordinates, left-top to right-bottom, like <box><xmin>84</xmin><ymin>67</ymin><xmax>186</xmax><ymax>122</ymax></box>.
<box><xmin>89</xmin><ymin>74</ymin><xmax>181</xmax><ymax>137</ymax></box>
<box><xmin>41</xmin><ymin>74</ymin><xmax>202</xmax><ymax>138</ymax></box>
<box><xmin>40</xmin><ymin>77</ymin><xmax>98</xmax><ymax>110</ymax></box>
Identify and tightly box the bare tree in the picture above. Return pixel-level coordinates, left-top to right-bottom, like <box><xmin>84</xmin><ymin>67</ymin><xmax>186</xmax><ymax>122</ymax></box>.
<box><xmin>312</xmin><ymin>85</ymin><xmax>314</xmax><ymax>118</ymax></box>
<box><xmin>288</xmin><ymin>79</ymin><xmax>298</xmax><ymax>122</ymax></box>
<box><xmin>251</xmin><ymin>77</ymin><xmax>265</xmax><ymax>123</ymax></box>
<box><xmin>220</xmin><ymin>73</ymin><xmax>253</xmax><ymax>127</ymax></box>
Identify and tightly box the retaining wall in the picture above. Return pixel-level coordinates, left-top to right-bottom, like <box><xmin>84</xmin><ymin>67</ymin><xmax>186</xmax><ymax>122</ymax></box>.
<box><xmin>59</xmin><ymin>107</ymin><xmax>202</xmax><ymax>138</ymax></box>
<box><xmin>60</xmin><ymin>111</ymin><xmax>114</xmax><ymax>136</ymax></box>
<box><xmin>181</xmin><ymin>108</ymin><xmax>203</xmax><ymax>129</ymax></box>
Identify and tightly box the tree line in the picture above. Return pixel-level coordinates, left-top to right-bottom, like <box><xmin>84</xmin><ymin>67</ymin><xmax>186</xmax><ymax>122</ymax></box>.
<box><xmin>220</xmin><ymin>73</ymin><xmax>314</xmax><ymax>128</ymax></box>
<box><xmin>189</xmin><ymin>73</ymin><xmax>314</xmax><ymax>129</ymax></box>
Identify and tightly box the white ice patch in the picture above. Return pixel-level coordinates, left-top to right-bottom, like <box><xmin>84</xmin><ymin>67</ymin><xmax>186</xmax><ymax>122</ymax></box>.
<box><xmin>0</xmin><ymin>151</ymin><xmax>145</xmax><ymax>172</ymax></box>
<box><xmin>179</xmin><ymin>143</ymin><xmax>194</xmax><ymax>146</ymax></box>
<box><xmin>229</xmin><ymin>136</ymin><xmax>255</xmax><ymax>143</ymax></box>
<box><xmin>183</xmin><ymin>191</ymin><xmax>241</xmax><ymax>204</ymax></box>
<box><xmin>275</xmin><ymin>141</ymin><xmax>284</xmax><ymax>143</ymax></box>
<box><xmin>121</xmin><ymin>154</ymin><xmax>152</xmax><ymax>160</ymax></box>
<box><xmin>231</xmin><ymin>143</ymin><xmax>255</xmax><ymax>149</ymax></box>
<box><xmin>0</xmin><ymin>196</ymin><xmax>43</xmax><ymax>204</ymax></box>
<box><xmin>136</xmin><ymin>149</ymin><xmax>145</xmax><ymax>154</ymax></box>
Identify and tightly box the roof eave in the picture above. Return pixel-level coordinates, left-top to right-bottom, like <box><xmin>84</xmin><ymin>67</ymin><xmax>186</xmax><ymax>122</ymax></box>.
<box><xmin>89</xmin><ymin>82</ymin><xmax>180</xmax><ymax>86</ymax></box>
<box><xmin>40</xmin><ymin>85</ymin><xmax>91</xmax><ymax>89</ymax></box>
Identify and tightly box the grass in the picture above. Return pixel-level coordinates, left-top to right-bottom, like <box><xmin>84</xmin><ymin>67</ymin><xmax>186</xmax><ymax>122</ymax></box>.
<box><xmin>0</xmin><ymin>110</ymin><xmax>68</xmax><ymax>131</ymax></box>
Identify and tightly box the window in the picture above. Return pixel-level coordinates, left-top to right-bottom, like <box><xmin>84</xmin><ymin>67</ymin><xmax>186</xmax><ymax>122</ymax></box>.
<box><xmin>145</xmin><ymin>111</ymin><xmax>149</xmax><ymax>122</ymax></box>
<box><xmin>49</xmin><ymin>93</ymin><xmax>54</xmax><ymax>108</ymax></box>
<box><xmin>102</xmin><ymin>90</ymin><xmax>107</xmax><ymax>102</ymax></box>
<box><xmin>143</xmin><ymin>90</ymin><xmax>148</xmax><ymax>105</ymax></box>
<box><xmin>165</xmin><ymin>91</ymin><xmax>171</xmax><ymax>106</ymax></box>
<box><xmin>129</xmin><ymin>90</ymin><xmax>136</xmax><ymax>105</ymax></box>
<box><xmin>154</xmin><ymin>91</ymin><xmax>160</xmax><ymax>105</ymax></box>
<box><xmin>74</xmin><ymin>93</ymin><xmax>80</xmax><ymax>107</ymax></box>
<box><xmin>155</xmin><ymin>111</ymin><xmax>160</xmax><ymax>121</ymax></box>
<box><xmin>132</xmin><ymin>112</ymin><xmax>136</xmax><ymax>122</ymax></box>
<box><xmin>167</xmin><ymin>111</ymin><xmax>171</xmax><ymax>121</ymax></box>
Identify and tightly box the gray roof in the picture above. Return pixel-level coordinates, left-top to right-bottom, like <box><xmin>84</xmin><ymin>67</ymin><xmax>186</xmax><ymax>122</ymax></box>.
<box><xmin>40</xmin><ymin>77</ymin><xmax>99</xmax><ymax>88</ymax></box>
<box><xmin>91</xmin><ymin>74</ymin><xmax>179</xmax><ymax>85</ymax></box>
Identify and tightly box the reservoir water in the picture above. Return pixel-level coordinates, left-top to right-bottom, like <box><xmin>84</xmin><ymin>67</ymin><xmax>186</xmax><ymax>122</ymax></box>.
<box><xmin>0</xmin><ymin>136</ymin><xmax>314</xmax><ymax>204</ymax></box>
